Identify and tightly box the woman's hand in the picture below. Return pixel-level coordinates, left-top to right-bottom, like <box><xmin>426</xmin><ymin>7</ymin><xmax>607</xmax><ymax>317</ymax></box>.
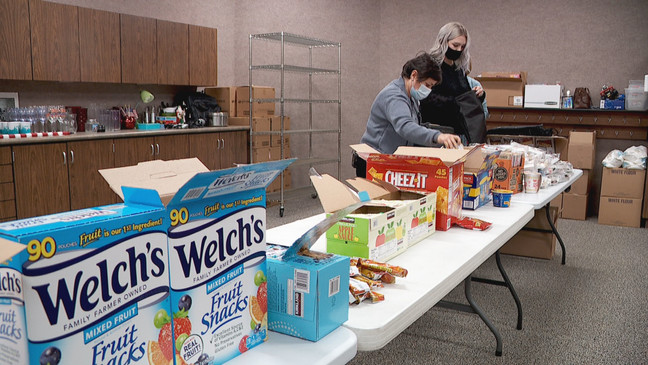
<box><xmin>437</xmin><ymin>133</ymin><xmax>462</xmax><ymax>149</ymax></box>
<box><xmin>473</xmin><ymin>85</ymin><xmax>484</xmax><ymax>98</ymax></box>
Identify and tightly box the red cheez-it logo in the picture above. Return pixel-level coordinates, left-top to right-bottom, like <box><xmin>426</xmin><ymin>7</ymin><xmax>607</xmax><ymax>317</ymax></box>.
<box><xmin>384</xmin><ymin>170</ymin><xmax>428</xmax><ymax>189</ymax></box>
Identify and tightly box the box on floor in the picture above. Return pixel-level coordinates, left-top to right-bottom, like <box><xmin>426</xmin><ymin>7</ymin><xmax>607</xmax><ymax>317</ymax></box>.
<box><xmin>100</xmin><ymin>157</ymin><xmax>293</xmax><ymax>364</ymax></box>
<box><xmin>562</xmin><ymin>192</ymin><xmax>588</xmax><ymax>220</ymax></box>
<box><xmin>567</xmin><ymin>131</ymin><xmax>596</xmax><ymax>170</ymax></box>
<box><xmin>474</xmin><ymin>71</ymin><xmax>527</xmax><ymax>108</ymax></box>
<box><xmin>500</xmin><ymin>206</ymin><xmax>559</xmax><ymax>259</ymax></box>
<box><xmin>598</xmin><ymin>167</ymin><xmax>646</xmax><ymax>228</ymax></box>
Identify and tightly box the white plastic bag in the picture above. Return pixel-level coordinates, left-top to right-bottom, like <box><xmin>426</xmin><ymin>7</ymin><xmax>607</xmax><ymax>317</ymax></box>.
<box><xmin>622</xmin><ymin>145</ymin><xmax>647</xmax><ymax>170</ymax></box>
<box><xmin>602</xmin><ymin>149</ymin><xmax>624</xmax><ymax>168</ymax></box>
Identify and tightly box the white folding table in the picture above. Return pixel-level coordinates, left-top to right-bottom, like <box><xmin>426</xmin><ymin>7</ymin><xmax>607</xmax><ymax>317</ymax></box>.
<box><xmin>266</xmin><ymin>203</ymin><xmax>535</xmax><ymax>356</ymax></box>
<box><xmin>511</xmin><ymin>169</ymin><xmax>583</xmax><ymax>264</ymax></box>
<box><xmin>225</xmin><ymin>326</ymin><xmax>357</xmax><ymax>365</ymax></box>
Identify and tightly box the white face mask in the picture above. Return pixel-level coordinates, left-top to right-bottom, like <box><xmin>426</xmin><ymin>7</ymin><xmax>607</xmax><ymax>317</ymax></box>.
<box><xmin>410</xmin><ymin>83</ymin><xmax>431</xmax><ymax>101</ymax></box>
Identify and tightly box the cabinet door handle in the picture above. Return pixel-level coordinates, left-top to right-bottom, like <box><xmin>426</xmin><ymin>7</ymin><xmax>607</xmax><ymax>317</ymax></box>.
<box><xmin>62</xmin><ymin>151</ymin><xmax>67</xmax><ymax>165</ymax></box>
<box><xmin>156</xmin><ymin>143</ymin><xmax>160</xmax><ymax>156</ymax></box>
<box><xmin>70</xmin><ymin>150</ymin><xmax>74</xmax><ymax>164</ymax></box>
<box><xmin>221</xmin><ymin>138</ymin><xmax>225</xmax><ymax>150</ymax></box>
<box><xmin>217</xmin><ymin>139</ymin><xmax>221</xmax><ymax>149</ymax></box>
<box><xmin>151</xmin><ymin>144</ymin><xmax>155</xmax><ymax>156</ymax></box>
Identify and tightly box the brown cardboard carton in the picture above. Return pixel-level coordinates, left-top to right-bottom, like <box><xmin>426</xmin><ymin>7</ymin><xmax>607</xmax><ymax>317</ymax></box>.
<box><xmin>270</xmin><ymin>115</ymin><xmax>291</xmax><ymax>130</ymax></box>
<box><xmin>551</xmin><ymin>193</ymin><xmax>563</xmax><ymax>217</ymax></box>
<box><xmin>235</xmin><ymin>86</ymin><xmax>275</xmax><ymax>117</ymax></box>
<box><xmin>570</xmin><ymin>169</ymin><xmax>591</xmax><ymax>195</ymax></box>
<box><xmin>252</xmin><ymin>147</ymin><xmax>271</xmax><ymax>162</ymax></box>
<box><xmin>270</xmin><ymin>146</ymin><xmax>290</xmax><ymax>160</ymax></box>
<box><xmin>600</xmin><ymin>167</ymin><xmax>646</xmax><ymax>199</ymax></box>
<box><xmin>475</xmin><ymin>71</ymin><xmax>527</xmax><ymax>108</ymax></box>
<box><xmin>252</xmin><ymin>135</ymin><xmax>271</xmax><ymax>148</ymax></box>
<box><xmin>267</xmin><ymin>169</ymin><xmax>292</xmax><ymax>193</ymax></box>
<box><xmin>562</xmin><ymin>193</ymin><xmax>588</xmax><ymax>220</ymax></box>
<box><xmin>643</xmin><ymin>170</ymin><xmax>648</xmax><ymax>219</ymax></box>
<box><xmin>567</xmin><ymin>131</ymin><xmax>596</xmax><ymax>169</ymax></box>
<box><xmin>598</xmin><ymin>196</ymin><xmax>642</xmax><ymax>228</ymax></box>
<box><xmin>500</xmin><ymin>206</ymin><xmax>558</xmax><ymax>259</ymax></box>
<box><xmin>204</xmin><ymin>86</ymin><xmax>236</xmax><ymax>116</ymax></box>
<box><xmin>229</xmin><ymin>116</ymin><xmax>271</xmax><ymax>131</ymax></box>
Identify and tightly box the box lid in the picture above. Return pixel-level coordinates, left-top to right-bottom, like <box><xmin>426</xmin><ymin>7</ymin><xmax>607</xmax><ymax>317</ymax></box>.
<box><xmin>345</xmin><ymin>177</ymin><xmax>399</xmax><ymax>198</ymax></box>
<box><xmin>462</xmin><ymin>146</ymin><xmax>500</xmax><ymax>174</ymax></box>
<box><xmin>100</xmin><ymin>158</ymin><xmax>295</xmax><ymax>207</ymax></box>
<box><xmin>0</xmin><ymin>238</ymin><xmax>26</xmax><ymax>262</ymax></box>
<box><xmin>393</xmin><ymin>146</ymin><xmax>478</xmax><ymax>166</ymax></box>
<box><xmin>310</xmin><ymin>174</ymin><xmax>362</xmax><ymax>213</ymax></box>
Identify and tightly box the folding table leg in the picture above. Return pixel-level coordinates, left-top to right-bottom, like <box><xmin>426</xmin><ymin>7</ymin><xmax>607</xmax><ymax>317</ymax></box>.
<box><xmin>495</xmin><ymin>250</ymin><xmax>523</xmax><ymax>330</ymax></box>
<box><xmin>464</xmin><ymin>275</ymin><xmax>503</xmax><ymax>356</ymax></box>
<box><xmin>545</xmin><ymin>203</ymin><xmax>566</xmax><ymax>265</ymax></box>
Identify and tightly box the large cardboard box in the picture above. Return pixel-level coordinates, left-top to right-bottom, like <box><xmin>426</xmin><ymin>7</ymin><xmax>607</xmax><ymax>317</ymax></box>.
<box><xmin>345</xmin><ymin>177</ymin><xmax>436</xmax><ymax>248</ymax></box>
<box><xmin>570</xmin><ymin>169</ymin><xmax>591</xmax><ymax>195</ymax></box>
<box><xmin>562</xmin><ymin>193</ymin><xmax>588</xmax><ymax>220</ymax></box>
<box><xmin>204</xmin><ymin>86</ymin><xmax>236</xmax><ymax>116</ymax></box>
<box><xmin>462</xmin><ymin>148</ymin><xmax>500</xmax><ymax>210</ymax></box>
<box><xmin>475</xmin><ymin>72</ymin><xmax>527</xmax><ymax>108</ymax></box>
<box><xmin>598</xmin><ymin>196</ymin><xmax>642</xmax><ymax>228</ymax></box>
<box><xmin>236</xmin><ymin>86</ymin><xmax>275</xmax><ymax>117</ymax></box>
<box><xmin>100</xmin><ymin>158</ymin><xmax>294</xmax><ymax>364</ymax></box>
<box><xmin>567</xmin><ymin>131</ymin><xmax>596</xmax><ymax>170</ymax></box>
<box><xmin>353</xmin><ymin>145</ymin><xmax>478</xmax><ymax>231</ymax></box>
<box><xmin>270</xmin><ymin>115</ymin><xmax>291</xmax><ymax>146</ymax></box>
<box><xmin>524</xmin><ymin>84</ymin><xmax>561</xmax><ymax>109</ymax></box>
<box><xmin>643</xmin><ymin>170</ymin><xmax>648</xmax><ymax>219</ymax></box>
<box><xmin>265</xmin><ymin>244</ymin><xmax>349</xmax><ymax>341</ymax></box>
<box><xmin>311</xmin><ymin>173</ymin><xmax>408</xmax><ymax>262</ymax></box>
<box><xmin>0</xmin><ymin>196</ymin><xmax>168</xmax><ymax>365</ymax></box>
<box><xmin>229</xmin><ymin>116</ymin><xmax>271</xmax><ymax>131</ymax></box>
<box><xmin>600</xmin><ymin>167</ymin><xmax>646</xmax><ymax>198</ymax></box>
<box><xmin>500</xmin><ymin>206</ymin><xmax>558</xmax><ymax>259</ymax></box>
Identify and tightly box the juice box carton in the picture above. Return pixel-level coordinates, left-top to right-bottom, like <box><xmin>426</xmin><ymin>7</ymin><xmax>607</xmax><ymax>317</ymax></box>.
<box><xmin>0</xmin><ymin>240</ymin><xmax>27</xmax><ymax>365</ymax></box>
<box><xmin>345</xmin><ymin>177</ymin><xmax>436</xmax><ymax>248</ymax></box>
<box><xmin>462</xmin><ymin>148</ymin><xmax>500</xmax><ymax>210</ymax></box>
<box><xmin>265</xmin><ymin>244</ymin><xmax>349</xmax><ymax>341</ymax></box>
<box><xmin>310</xmin><ymin>173</ymin><xmax>406</xmax><ymax>262</ymax></box>
<box><xmin>0</xmin><ymin>192</ymin><xmax>168</xmax><ymax>365</ymax></box>
<box><xmin>352</xmin><ymin>144</ymin><xmax>478</xmax><ymax>231</ymax></box>
<box><xmin>100</xmin><ymin>158</ymin><xmax>294</xmax><ymax>365</ymax></box>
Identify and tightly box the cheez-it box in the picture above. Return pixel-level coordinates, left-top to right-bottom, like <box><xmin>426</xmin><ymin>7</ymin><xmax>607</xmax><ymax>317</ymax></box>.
<box><xmin>353</xmin><ymin>145</ymin><xmax>478</xmax><ymax>231</ymax></box>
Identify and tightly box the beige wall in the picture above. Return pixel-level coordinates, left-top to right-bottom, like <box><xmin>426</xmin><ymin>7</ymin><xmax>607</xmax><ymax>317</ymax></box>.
<box><xmin>7</xmin><ymin>0</ymin><xmax>648</xmax><ymax>185</ymax></box>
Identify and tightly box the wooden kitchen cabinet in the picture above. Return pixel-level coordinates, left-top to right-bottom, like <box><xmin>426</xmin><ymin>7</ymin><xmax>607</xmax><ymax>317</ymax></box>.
<box><xmin>29</xmin><ymin>0</ymin><xmax>80</xmax><ymax>82</ymax></box>
<box><xmin>67</xmin><ymin>140</ymin><xmax>117</xmax><ymax>210</ymax></box>
<box><xmin>0</xmin><ymin>0</ymin><xmax>32</xmax><ymax>80</ymax></box>
<box><xmin>189</xmin><ymin>25</ymin><xmax>218</xmax><ymax>86</ymax></box>
<box><xmin>0</xmin><ymin>146</ymin><xmax>16</xmax><ymax>222</ymax></box>
<box><xmin>189</xmin><ymin>131</ymin><xmax>248</xmax><ymax>171</ymax></box>
<box><xmin>157</xmin><ymin>20</ymin><xmax>189</xmax><ymax>85</ymax></box>
<box><xmin>121</xmin><ymin>14</ymin><xmax>157</xmax><ymax>84</ymax></box>
<box><xmin>79</xmin><ymin>7</ymin><xmax>121</xmax><ymax>83</ymax></box>
<box><xmin>13</xmin><ymin>143</ymin><xmax>70</xmax><ymax>219</ymax></box>
<box><xmin>155</xmin><ymin>134</ymin><xmax>190</xmax><ymax>161</ymax></box>
<box><xmin>114</xmin><ymin>136</ymin><xmax>156</xmax><ymax>167</ymax></box>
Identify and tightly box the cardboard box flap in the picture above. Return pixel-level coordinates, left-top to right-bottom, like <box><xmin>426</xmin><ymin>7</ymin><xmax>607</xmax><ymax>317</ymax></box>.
<box><xmin>569</xmin><ymin>131</ymin><xmax>595</xmax><ymax>144</ymax></box>
<box><xmin>393</xmin><ymin>146</ymin><xmax>477</xmax><ymax>166</ymax></box>
<box><xmin>0</xmin><ymin>237</ymin><xmax>26</xmax><ymax>262</ymax></box>
<box><xmin>122</xmin><ymin>186</ymin><xmax>165</xmax><ymax>208</ymax></box>
<box><xmin>463</xmin><ymin>147</ymin><xmax>500</xmax><ymax>173</ymax></box>
<box><xmin>168</xmin><ymin>158</ymin><xmax>295</xmax><ymax>207</ymax></box>
<box><xmin>477</xmin><ymin>71</ymin><xmax>527</xmax><ymax>84</ymax></box>
<box><xmin>100</xmin><ymin>158</ymin><xmax>210</xmax><ymax>203</ymax></box>
<box><xmin>350</xmin><ymin>143</ymin><xmax>380</xmax><ymax>155</ymax></box>
<box><xmin>345</xmin><ymin>177</ymin><xmax>399</xmax><ymax>199</ymax></box>
<box><xmin>310</xmin><ymin>174</ymin><xmax>360</xmax><ymax>213</ymax></box>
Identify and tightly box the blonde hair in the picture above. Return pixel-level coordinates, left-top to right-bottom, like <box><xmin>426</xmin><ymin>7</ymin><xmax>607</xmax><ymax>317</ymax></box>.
<box><xmin>429</xmin><ymin>22</ymin><xmax>471</xmax><ymax>74</ymax></box>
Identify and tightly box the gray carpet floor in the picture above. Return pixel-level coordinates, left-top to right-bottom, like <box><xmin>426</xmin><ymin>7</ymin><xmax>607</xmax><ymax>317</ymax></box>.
<box><xmin>266</xmin><ymin>188</ymin><xmax>648</xmax><ymax>364</ymax></box>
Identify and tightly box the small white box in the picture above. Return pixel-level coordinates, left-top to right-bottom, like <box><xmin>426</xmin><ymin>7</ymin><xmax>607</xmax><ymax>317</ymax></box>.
<box><xmin>524</xmin><ymin>85</ymin><xmax>561</xmax><ymax>109</ymax></box>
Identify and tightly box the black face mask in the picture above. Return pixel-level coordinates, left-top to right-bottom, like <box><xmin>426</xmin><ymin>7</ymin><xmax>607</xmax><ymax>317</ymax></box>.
<box><xmin>445</xmin><ymin>47</ymin><xmax>462</xmax><ymax>61</ymax></box>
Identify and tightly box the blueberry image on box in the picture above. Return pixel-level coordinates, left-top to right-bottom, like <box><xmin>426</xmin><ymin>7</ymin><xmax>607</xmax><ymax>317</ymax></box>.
<box><xmin>179</xmin><ymin>294</ymin><xmax>192</xmax><ymax>311</ymax></box>
<box><xmin>40</xmin><ymin>346</ymin><xmax>61</xmax><ymax>365</ymax></box>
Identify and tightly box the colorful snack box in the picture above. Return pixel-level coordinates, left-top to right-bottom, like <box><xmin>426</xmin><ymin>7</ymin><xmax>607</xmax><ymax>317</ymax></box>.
<box><xmin>353</xmin><ymin>145</ymin><xmax>478</xmax><ymax>231</ymax></box>
<box><xmin>100</xmin><ymin>158</ymin><xmax>293</xmax><ymax>364</ymax></box>
<box><xmin>492</xmin><ymin>151</ymin><xmax>525</xmax><ymax>193</ymax></box>
<box><xmin>0</xmin><ymin>240</ymin><xmax>28</xmax><ymax>365</ymax></box>
<box><xmin>463</xmin><ymin>148</ymin><xmax>500</xmax><ymax>210</ymax></box>
<box><xmin>265</xmin><ymin>244</ymin><xmax>349</xmax><ymax>341</ymax></box>
<box><xmin>0</xmin><ymin>193</ymin><xmax>168</xmax><ymax>365</ymax></box>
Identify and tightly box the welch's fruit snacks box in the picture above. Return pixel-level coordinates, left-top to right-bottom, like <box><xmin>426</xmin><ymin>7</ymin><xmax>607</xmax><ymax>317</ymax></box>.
<box><xmin>0</xmin><ymin>240</ymin><xmax>27</xmax><ymax>365</ymax></box>
<box><xmin>0</xmin><ymin>191</ymin><xmax>168</xmax><ymax>365</ymax></box>
<box><xmin>100</xmin><ymin>158</ymin><xmax>294</xmax><ymax>365</ymax></box>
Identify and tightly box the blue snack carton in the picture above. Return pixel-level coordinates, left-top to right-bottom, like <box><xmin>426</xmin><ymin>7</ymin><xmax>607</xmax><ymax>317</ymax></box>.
<box><xmin>0</xmin><ymin>193</ymin><xmax>168</xmax><ymax>365</ymax></box>
<box><xmin>265</xmin><ymin>244</ymin><xmax>349</xmax><ymax>342</ymax></box>
<box><xmin>463</xmin><ymin>147</ymin><xmax>500</xmax><ymax>210</ymax></box>
<box><xmin>100</xmin><ymin>158</ymin><xmax>294</xmax><ymax>364</ymax></box>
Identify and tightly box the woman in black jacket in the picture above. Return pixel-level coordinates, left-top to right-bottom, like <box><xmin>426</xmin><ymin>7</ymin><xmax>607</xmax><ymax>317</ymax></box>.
<box><xmin>420</xmin><ymin>22</ymin><xmax>486</xmax><ymax>144</ymax></box>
